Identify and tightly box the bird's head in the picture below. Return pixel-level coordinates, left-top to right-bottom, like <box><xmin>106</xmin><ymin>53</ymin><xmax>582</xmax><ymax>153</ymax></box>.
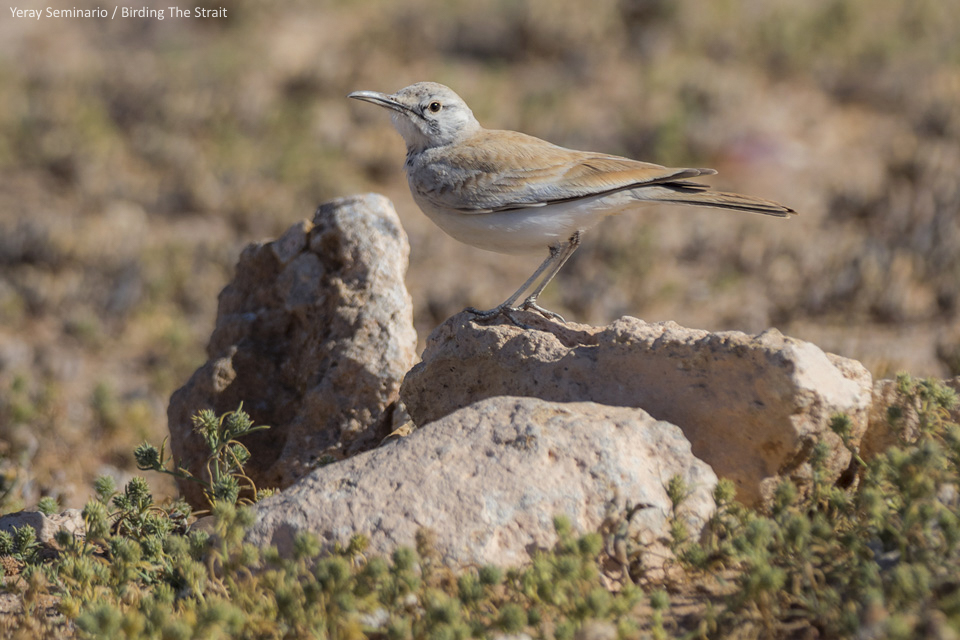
<box><xmin>348</xmin><ymin>82</ymin><xmax>480</xmax><ymax>153</ymax></box>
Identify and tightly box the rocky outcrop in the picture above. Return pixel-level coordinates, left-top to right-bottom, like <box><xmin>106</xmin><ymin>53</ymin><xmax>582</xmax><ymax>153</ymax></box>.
<box><xmin>400</xmin><ymin>312</ymin><xmax>873</xmax><ymax>506</ymax></box>
<box><xmin>167</xmin><ymin>194</ymin><xmax>417</xmax><ymax>507</ymax></box>
<box><xmin>247</xmin><ymin>396</ymin><xmax>717</xmax><ymax>570</ymax></box>
<box><xmin>164</xmin><ymin>192</ymin><xmax>931</xmax><ymax>568</ymax></box>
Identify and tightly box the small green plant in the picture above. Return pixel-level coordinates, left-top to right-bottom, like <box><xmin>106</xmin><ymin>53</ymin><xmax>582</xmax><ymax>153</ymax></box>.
<box><xmin>36</xmin><ymin>496</ymin><xmax>58</xmax><ymax>516</ymax></box>
<box><xmin>134</xmin><ymin>403</ymin><xmax>270</xmax><ymax>508</ymax></box>
<box><xmin>649</xmin><ymin>588</ymin><xmax>670</xmax><ymax>639</ymax></box>
<box><xmin>3</xmin><ymin>525</ymin><xmax>42</xmax><ymax>565</ymax></box>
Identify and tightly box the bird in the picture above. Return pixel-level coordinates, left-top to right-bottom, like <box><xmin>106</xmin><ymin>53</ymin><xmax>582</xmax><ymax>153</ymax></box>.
<box><xmin>348</xmin><ymin>81</ymin><xmax>795</xmax><ymax>325</ymax></box>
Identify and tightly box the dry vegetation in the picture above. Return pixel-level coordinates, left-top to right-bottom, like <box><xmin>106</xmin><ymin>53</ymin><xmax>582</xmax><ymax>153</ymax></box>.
<box><xmin>0</xmin><ymin>0</ymin><xmax>958</xmax><ymax>543</ymax></box>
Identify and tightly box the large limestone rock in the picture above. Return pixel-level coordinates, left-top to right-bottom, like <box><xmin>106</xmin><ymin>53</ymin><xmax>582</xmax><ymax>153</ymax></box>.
<box><xmin>401</xmin><ymin>313</ymin><xmax>873</xmax><ymax>506</ymax></box>
<box><xmin>247</xmin><ymin>396</ymin><xmax>717</xmax><ymax>569</ymax></box>
<box><xmin>168</xmin><ymin>194</ymin><xmax>417</xmax><ymax>507</ymax></box>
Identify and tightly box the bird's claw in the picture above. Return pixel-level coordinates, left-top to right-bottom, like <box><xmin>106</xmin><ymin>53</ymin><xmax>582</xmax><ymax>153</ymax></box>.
<box><xmin>520</xmin><ymin>299</ymin><xmax>566</xmax><ymax>323</ymax></box>
<box><xmin>465</xmin><ymin>298</ymin><xmax>565</xmax><ymax>327</ymax></box>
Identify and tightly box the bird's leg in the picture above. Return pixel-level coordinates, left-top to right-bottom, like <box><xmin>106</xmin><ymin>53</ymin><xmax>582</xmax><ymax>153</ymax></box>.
<box><xmin>518</xmin><ymin>231</ymin><xmax>582</xmax><ymax>322</ymax></box>
<box><xmin>466</xmin><ymin>231</ymin><xmax>581</xmax><ymax>326</ymax></box>
<box><xmin>465</xmin><ymin>247</ymin><xmax>561</xmax><ymax>324</ymax></box>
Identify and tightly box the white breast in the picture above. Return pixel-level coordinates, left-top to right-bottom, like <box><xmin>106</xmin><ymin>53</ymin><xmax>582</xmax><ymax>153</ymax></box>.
<box><xmin>409</xmin><ymin>187</ymin><xmax>644</xmax><ymax>255</ymax></box>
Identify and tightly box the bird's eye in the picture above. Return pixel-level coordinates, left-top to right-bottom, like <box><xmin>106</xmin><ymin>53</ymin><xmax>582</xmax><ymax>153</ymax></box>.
<box><xmin>428</xmin><ymin>101</ymin><xmax>442</xmax><ymax>113</ymax></box>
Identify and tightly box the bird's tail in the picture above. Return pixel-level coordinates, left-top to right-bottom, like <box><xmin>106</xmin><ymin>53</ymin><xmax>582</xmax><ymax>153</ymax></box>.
<box><xmin>647</xmin><ymin>181</ymin><xmax>796</xmax><ymax>217</ymax></box>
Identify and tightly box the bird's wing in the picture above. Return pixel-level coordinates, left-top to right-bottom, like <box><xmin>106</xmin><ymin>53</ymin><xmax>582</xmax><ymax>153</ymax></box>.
<box><xmin>412</xmin><ymin>129</ymin><xmax>717</xmax><ymax>213</ymax></box>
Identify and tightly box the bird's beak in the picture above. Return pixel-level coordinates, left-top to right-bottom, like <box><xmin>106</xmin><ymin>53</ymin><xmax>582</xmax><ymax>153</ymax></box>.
<box><xmin>347</xmin><ymin>90</ymin><xmax>412</xmax><ymax>115</ymax></box>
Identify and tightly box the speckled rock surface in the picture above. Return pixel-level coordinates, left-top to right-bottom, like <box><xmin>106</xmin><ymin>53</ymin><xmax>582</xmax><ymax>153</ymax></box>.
<box><xmin>401</xmin><ymin>313</ymin><xmax>873</xmax><ymax>505</ymax></box>
<box><xmin>247</xmin><ymin>396</ymin><xmax>717</xmax><ymax>569</ymax></box>
<box><xmin>168</xmin><ymin>194</ymin><xmax>417</xmax><ymax>507</ymax></box>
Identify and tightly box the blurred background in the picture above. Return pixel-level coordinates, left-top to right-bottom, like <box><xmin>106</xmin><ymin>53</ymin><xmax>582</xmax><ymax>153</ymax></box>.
<box><xmin>0</xmin><ymin>0</ymin><xmax>958</xmax><ymax>509</ymax></box>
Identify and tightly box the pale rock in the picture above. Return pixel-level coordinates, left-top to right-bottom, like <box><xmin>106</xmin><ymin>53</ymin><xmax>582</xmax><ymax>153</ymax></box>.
<box><xmin>0</xmin><ymin>509</ymin><xmax>83</xmax><ymax>545</ymax></box>
<box><xmin>400</xmin><ymin>313</ymin><xmax>873</xmax><ymax>506</ymax></box>
<box><xmin>247</xmin><ymin>396</ymin><xmax>717</xmax><ymax>570</ymax></box>
<box><xmin>168</xmin><ymin>194</ymin><xmax>417</xmax><ymax>507</ymax></box>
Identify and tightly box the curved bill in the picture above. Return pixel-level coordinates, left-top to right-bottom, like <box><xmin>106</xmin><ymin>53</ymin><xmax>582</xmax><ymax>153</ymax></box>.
<box><xmin>347</xmin><ymin>90</ymin><xmax>411</xmax><ymax>114</ymax></box>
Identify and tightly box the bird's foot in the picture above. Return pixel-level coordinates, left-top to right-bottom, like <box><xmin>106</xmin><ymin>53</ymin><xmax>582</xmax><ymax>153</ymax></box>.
<box><xmin>464</xmin><ymin>305</ymin><xmax>504</xmax><ymax>320</ymax></box>
<box><xmin>520</xmin><ymin>298</ymin><xmax>566</xmax><ymax>323</ymax></box>
<box><xmin>465</xmin><ymin>298</ymin><xmax>565</xmax><ymax>327</ymax></box>
<box><xmin>465</xmin><ymin>304</ymin><xmax>530</xmax><ymax>328</ymax></box>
